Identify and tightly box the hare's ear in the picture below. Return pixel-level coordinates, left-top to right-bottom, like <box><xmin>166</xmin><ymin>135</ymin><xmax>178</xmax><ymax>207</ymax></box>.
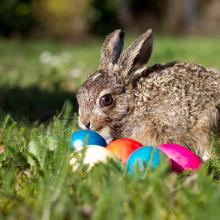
<box><xmin>99</xmin><ymin>29</ymin><xmax>124</xmax><ymax>70</ymax></box>
<box><xmin>118</xmin><ymin>29</ymin><xmax>153</xmax><ymax>80</ymax></box>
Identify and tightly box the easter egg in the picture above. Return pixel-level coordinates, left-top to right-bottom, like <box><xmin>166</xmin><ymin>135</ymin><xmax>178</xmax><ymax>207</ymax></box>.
<box><xmin>69</xmin><ymin>145</ymin><xmax>117</xmax><ymax>171</ymax></box>
<box><xmin>71</xmin><ymin>130</ymin><xmax>107</xmax><ymax>150</ymax></box>
<box><xmin>157</xmin><ymin>143</ymin><xmax>202</xmax><ymax>172</ymax></box>
<box><xmin>107</xmin><ymin>138</ymin><xmax>142</xmax><ymax>163</ymax></box>
<box><xmin>127</xmin><ymin>146</ymin><xmax>164</xmax><ymax>176</ymax></box>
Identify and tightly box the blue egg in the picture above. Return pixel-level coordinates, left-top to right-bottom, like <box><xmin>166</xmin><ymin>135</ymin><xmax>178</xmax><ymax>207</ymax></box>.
<box><xmin>71</xmin><ymin>130</ymin><xmax>107</xmax><ymax>150</ymax></box>
<box><xmin>127</xmin><ymin>146</ymin><xmax>161</xmax><ymax>176</ymax></box>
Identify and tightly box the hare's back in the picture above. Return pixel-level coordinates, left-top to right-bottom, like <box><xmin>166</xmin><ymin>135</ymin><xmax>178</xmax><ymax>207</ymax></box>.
<box><xmin>135</xmin><ymin>62</ymin><xmax>220</xmax><ymax>126</ymax></box>
<box><xmin>136</xmin><ymin>62</ymin><xmax>220</xmax><ymax>103</ymax></box>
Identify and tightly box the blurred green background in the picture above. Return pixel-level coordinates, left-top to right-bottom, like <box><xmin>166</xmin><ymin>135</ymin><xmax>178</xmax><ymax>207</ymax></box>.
<box><xmin>0</xmin><ymin>0</ymin><xmax>220</xmax><ymax>39</ymax></box>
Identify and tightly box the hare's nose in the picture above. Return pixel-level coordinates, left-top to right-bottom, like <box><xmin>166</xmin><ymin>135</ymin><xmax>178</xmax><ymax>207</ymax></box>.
<box><xmin>85</xmin><ymin>122</ymin><xmax>90</xmax><ymax>129</ymax></box>
<box><xmin>78</xmin><ymin>117</ymin><xmax>91</xmax><ymax>130</ymax></box>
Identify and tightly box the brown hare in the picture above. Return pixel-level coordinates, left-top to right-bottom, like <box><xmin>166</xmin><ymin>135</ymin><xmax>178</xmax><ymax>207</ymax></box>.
<box><xmin>77</xmin><ymin>29</ymin><xmax>220</xmax><ymax>160</ymax></box>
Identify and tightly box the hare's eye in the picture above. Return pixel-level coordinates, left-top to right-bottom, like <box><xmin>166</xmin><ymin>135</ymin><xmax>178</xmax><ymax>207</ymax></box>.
<box><xmin>100</xmin><ymin>94</ymin><xmax>113</xmax><ymax>107</ymax></box>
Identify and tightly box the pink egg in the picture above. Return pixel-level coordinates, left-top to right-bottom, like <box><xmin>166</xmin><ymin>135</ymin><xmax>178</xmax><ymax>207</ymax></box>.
<box><xmin>157</xmin><ymin>143</ymin><xmax>202</xmax><ymax>172</ymax></box>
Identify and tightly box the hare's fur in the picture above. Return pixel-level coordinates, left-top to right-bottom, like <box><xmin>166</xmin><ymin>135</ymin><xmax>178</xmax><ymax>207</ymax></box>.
<box><xmin>77</xmin><ymin>29</ymin><xmax>220</xmax><ymax>160</ymax></box>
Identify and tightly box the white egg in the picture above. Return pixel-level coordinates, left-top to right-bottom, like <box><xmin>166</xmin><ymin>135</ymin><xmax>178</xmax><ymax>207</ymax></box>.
<box><xmin>69</xmin><ymin>145</ymin><xmax>116</xmax><ymax>171</ymax></box>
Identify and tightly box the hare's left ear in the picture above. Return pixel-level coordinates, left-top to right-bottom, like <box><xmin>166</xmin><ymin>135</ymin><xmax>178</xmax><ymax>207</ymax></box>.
<box><xmin>118</xmin><ymin>29</ymin><xmax>153</xmax><ymax>81</ymax></box>
<box><xmin>99</xmin><ymin>29</ymin><xmax>124</xmax><ymax>70</ymax></box>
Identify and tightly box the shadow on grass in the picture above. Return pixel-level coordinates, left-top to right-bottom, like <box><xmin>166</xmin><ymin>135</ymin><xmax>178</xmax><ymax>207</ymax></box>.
<box><xmin>0</xmin><ymin>85</ymin><xmax>78</xmax><ymax>122</ymax></box>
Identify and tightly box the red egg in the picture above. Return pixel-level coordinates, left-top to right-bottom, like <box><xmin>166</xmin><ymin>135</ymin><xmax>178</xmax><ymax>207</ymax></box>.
<box><xmin>107</xmin><ymin>138</ymin><xmax>143</xmax><ymax>163</ymax></box>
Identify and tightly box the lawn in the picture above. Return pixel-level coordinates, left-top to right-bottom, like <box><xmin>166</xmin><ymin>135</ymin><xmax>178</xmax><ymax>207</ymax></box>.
<box><xmin>0</xmin><ymin>35</ymin><xmax>220</xmax><ymax>220</ymax></box>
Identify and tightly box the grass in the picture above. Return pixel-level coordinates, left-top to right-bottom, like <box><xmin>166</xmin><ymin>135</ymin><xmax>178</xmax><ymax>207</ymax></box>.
<box><xmin>0</xmin><ymin>35</ymin><xmax>220</xmax><ymax>220</ymax></box>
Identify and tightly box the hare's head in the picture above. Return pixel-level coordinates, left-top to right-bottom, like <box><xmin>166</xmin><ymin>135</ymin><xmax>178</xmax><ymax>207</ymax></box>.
<box><xmin>77</xmin><ymin>29</ymin><xmax>153</xmax><ymax>142</ymax></box>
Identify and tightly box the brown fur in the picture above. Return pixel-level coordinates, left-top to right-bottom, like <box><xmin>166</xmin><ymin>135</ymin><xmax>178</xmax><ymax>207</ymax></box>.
<box><xmin>77</xmin><ymin>29</ymin><xmax>220</xmax><ymax>160</ymax></box>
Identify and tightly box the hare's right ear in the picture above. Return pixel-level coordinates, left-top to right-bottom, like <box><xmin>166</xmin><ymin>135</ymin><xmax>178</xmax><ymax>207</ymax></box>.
<box><xmin>118</xmin><ymin>29</ymin><xmax>153</xmax><ymax>81</ymax></box>
<box><xmin>99</xmin><ymin>29</ymin><xmax>124</xmax><ymax>70</ymax></box>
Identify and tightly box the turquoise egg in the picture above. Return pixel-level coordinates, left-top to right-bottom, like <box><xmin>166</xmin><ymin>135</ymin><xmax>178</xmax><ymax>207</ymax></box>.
<box><xmin>126</xmin><ymin>146</ymin><xmax>162</xmax><ymax>176</ymax></box>
<box><xmin>71</xmin><ymin>130</ymin><xmax>107</xmax><ymax>150</ymax></box>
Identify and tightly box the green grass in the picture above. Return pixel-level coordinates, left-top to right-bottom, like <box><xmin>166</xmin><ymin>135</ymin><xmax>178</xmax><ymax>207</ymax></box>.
<box><xmin>0</xmin><ymin>35</ymin><xmax>220</xmax><ymax>220</ymax></box>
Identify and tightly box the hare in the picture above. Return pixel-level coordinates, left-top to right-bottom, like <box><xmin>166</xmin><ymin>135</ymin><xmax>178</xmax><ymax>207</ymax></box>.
<box><xmin>77</xmin><ymin>29</ymin><xmax>220</xmax><ymax>160</ymax></box>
